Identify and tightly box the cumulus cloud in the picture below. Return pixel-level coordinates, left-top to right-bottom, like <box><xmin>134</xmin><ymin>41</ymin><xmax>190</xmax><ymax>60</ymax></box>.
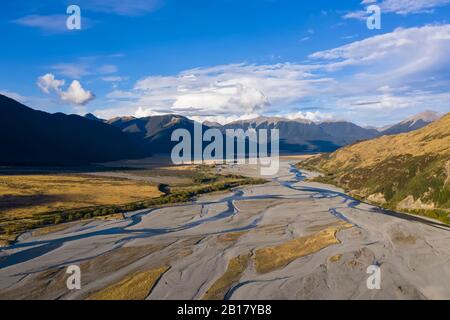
<box><xmin>37</xmin><ymin>73</ymin><xmax>65</xmax><ymax>94</ymax></box>
<box><xmin>127</xmin><ymin>63</ymin><xmax>327</xmax><ymax>119</ymax></box>
<box><xmin>60</xmin><ymin>81</ymin><xmax>95</xmax><ymax>105</ymax></box>
<box><xmin>95</xmin><ymin>62</ymin><xmax>327</xmax><ymax>121</ymax></box>
<box><xmin>172</xmin><ymin>84</ymin><xmax>269</xmax><ymax>113</ymax></box>
<box><xmin>37</xmin><ymin>73</ymin><xmax>95</xmax><ymax>105</ymax></box>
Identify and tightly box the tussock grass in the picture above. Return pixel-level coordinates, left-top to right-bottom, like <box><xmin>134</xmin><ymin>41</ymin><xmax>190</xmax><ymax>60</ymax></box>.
<box><xmin>253</xmin><ymin>224</ymin><xmax>352</xmax><ymax>274</ymax></box>
<box><xmin>87</xmin><ymin>266</ymin><xmax>170</xmax><ymax>300</ymax></box>
<box><xmin>0</xmin><ymin>174</ymin><xmax>162</xmax><ymax>216</ymax></box>
<box><xmin>202</xmin><ymin>254</ymin><xmax>250</xmax><ymax>300</ymax></box>
<box><xmin>217</xmin><ymin>231</ymin><xmax>248</xmax><ymax>244</ymax></box>
<box><xmin>329</xmin><ymin>254</ymin><xmax>342</xmax><ymax>263</ymax></box>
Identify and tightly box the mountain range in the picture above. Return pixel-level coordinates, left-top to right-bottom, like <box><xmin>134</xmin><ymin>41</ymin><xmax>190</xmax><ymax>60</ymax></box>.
<box><xmin>222</xmin><ymin>116</ymin><xmax>379</xmax><ymax>152</ymax></box>
<box><xmin>101</xmin><ymin>112</ymin><xmax>440</xmax><ymax>154</ymax></box>
<box><xmin>0</xmin><ymin>94</ymin><xmax>442</xmax><ymax>165</ymax></box>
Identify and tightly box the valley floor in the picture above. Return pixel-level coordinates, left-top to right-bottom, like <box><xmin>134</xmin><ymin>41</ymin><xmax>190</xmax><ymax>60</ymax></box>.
<box><xmin>0</xmin><ymin>161</ymin><xmax>449</xmax><ymax>300</ymax></box>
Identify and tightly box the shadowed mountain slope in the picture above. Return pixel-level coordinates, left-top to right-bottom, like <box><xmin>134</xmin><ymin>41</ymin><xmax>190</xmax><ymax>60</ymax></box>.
<box><xmin>300</xmin><ymin>113</ymin><xmax>450</xmax><ymax>223</ymax></box>
<box><xmin>107</xmin><ymin>115</ymin><xmax>205</xmax><ymax>154</ymax></box>
<box><xmin>0</xmin><ymin>95</ymin><xmax>147</xmax><ymax>166</ymax></box>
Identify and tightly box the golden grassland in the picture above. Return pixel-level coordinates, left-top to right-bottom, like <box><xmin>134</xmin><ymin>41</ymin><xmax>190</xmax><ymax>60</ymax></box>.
<box><xmin>202</xmin><ymin>254</ymin><xmax>250</xmax><ymax>300</ymax></box>
<box><xmin>253</xmin><ymin>223</ymin><xmax>352</xmax><ymax>274</ymax></box>
<box><xmin>87</xmin><ymin>266</ymin><xmax>170</xmax><ymax>300</ymax></box>
<box><xmin>0</xmin><ymin>174</ymin><xmax>162</xmax><ymax>219</ymax></box>
<box><xmin>0</xmin><ymin>174</ymin><xmax>162</xmax><ymax>243</ymax></box>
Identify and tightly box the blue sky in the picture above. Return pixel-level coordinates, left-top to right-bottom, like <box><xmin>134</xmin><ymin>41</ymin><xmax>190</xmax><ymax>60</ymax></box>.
<box><xmin>1</xmin><ymin>0</ymin><xmax>450</xmax><ymax>126</ymax></box>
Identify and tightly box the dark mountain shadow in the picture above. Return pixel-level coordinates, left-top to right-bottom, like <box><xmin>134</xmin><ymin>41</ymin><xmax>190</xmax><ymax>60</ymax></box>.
<box><xmin>0</xmin><ymin>94</ymin><xmax>149</xmax><ymax>166</ymax></box>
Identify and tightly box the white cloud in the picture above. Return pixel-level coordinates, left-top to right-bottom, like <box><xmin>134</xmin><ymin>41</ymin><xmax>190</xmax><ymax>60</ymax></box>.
<box><xmin>342</xmin><ymin>10</ymin><xmax>367</xmax><ymax>21</ymax></box>
<box><xmin>60</xmin><ymin>81</ymin><xmax>95</xmax><ymax>105</ymax></box>
<box><xmin>37</xmin><ymin>73</ymin><xmax>65</xmax><ymax>93</ymax></box>
<box><xmin>335</xmin><ymin>90</ymin><xmax>450</xmax><ymax>126</ymax></box>
<box><xmin>50</xmin><ymin>63</ymin><xmax>89</xmax><ymax>79</ymax></box>
<box><xmin>97</xmin><ymin>64</ymin><xmax>118</xmax><ymax>74</ymax></box>
<box><xmin>49</xmin><ymin>62</ymin><xmax>118</xmax><ymax>79</ymax></box>
<box><xmin>37</xmin><ymin>73</ymin><xmax>95</xmax><ymax>106</ymax></box>
<box><xmin>339</xmin><ymin>90</ymin><xmax>450</xmax><ymax>111</ymax></box>
<box><xmin>190</xmin><ymin>113</ymin><xmax>263</xmax><ymax>125</ymax></box>
<box><xmin>305</xmin><ymin>24</ymin><xmax>450</xmax><ymax>123</ymax></box>
<box><xmin>172</xmin><ymin>84</ymin><xmax>269</xmax><ymax>113</ymax></box>
<box><xmin>101</xmin><ymin>76</ymin><xmax>128</xmax><ymax>82</ymax></box>
<box><xmin>14</xmin><ymin>0</ymin><xmax>162</xmax><ymax>31</ymax></box>
<box><xmin>310</xmin><ymin>24</ymin><xmax>450</xmax><ymax>80</ymax></box>
<box><xmin>284</xmin><ymin>111</ymin><xmax>336</xmax><ymax>122</ymax></box>
<box><xmin>379</xmin><ymin>0</ymin><xmax>450</xmax><ymax>14</ymax></box>
<box><xmin>344</xmin><ymin>0</ymin><xmax>450</xmax><ymax>19</ymax></box>
<box><xmin>127</xmin><ymin>63</ymin><xmax>326</xmax><ymax>120</ymax></box>
<box><xmin>187</xmin><ymin>111</ymin><xmax>336</xmax><ymax>125</ymax></box>
<box><xmin>106</xmin><ymin>89</ymin><xmax>140</xmax><ymax>99</ymax></box>
<box><xmin>13</xmin><ymin>15</ymin><xmax>68</xmax><ymax>32</ymax></box>
<box><xmin>13</xmin><ymin>14</ymin><xmax>94</xmax><ymax>33</ymax></box>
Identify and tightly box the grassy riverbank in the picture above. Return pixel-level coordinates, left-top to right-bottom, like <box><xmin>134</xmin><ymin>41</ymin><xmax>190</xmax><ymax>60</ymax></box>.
<box><xmin>0</xmin><ymin>164</ymin><xmax>266</xmax><ymax>246</ymax></box>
